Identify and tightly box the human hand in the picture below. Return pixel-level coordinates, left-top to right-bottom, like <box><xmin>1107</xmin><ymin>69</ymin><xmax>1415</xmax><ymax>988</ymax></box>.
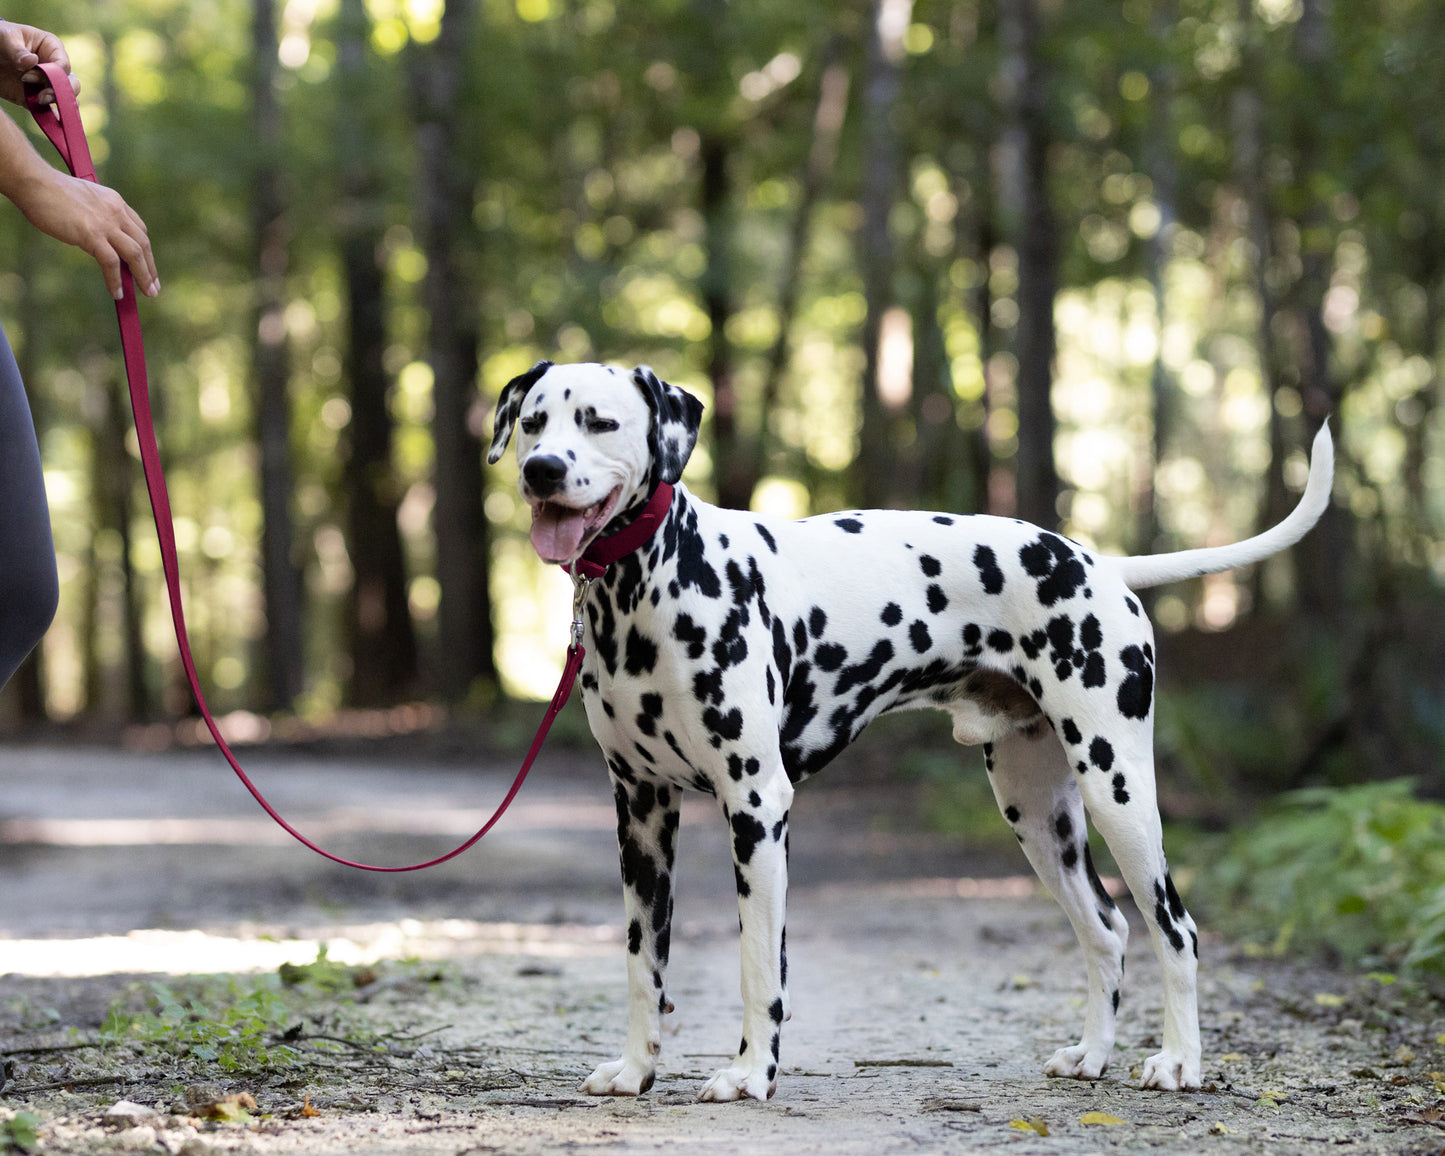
<box><xmin>14</xmin><ymin>167</ymin><xmax>160</xmax><ymax>299</ymax></box>
<box><xmin>0</xmin><ymin>20</ymin><xmax>78</xmax><ymax>106</ymax></box>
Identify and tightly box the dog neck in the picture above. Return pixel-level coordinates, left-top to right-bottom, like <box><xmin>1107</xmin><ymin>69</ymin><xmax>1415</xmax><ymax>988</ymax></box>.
<box><xmin>568</xmin><ymin>482</ymin><xmax>676</xmax><ymax>580</ymax></box>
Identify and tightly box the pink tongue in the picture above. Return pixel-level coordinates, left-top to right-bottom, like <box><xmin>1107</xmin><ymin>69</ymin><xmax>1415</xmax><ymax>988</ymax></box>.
<box><xmin>530</xmin><ymin>503</ymin><xmax>589</xmax><ymax>562</ymax></box>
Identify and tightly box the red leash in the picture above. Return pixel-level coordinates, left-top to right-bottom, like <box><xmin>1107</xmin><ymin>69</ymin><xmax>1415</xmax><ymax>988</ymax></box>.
<box><xmin>22</xmin><ymin>63</ymin><xmax>667</xmax><ymax>872</ymax></box>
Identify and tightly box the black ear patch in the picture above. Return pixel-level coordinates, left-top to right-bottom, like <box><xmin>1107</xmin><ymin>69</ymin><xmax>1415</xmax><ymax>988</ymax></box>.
<box><xmin>632</xmin><ymin>366</ymin><xmax>704</xmax><ymax>486</ymax></box>
<box><xmin>486</xmin><ymin>360</ymin><xmax>554</xmax><ymax>464</ymax></box>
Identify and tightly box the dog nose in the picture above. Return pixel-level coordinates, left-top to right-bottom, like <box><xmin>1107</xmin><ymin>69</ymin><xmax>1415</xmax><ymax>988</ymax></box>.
<box><xmin>523</xmin><ymin>454</ymin><xmax>569</xmax><ymax>497</ymax></box>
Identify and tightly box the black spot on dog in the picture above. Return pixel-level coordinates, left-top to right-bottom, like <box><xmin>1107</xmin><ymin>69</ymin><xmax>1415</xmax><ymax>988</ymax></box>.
<box><xmin>1019</xmin><ymin>532</ymin><xmax>1088</xmax><ymax>607</ymax></box>
<box><xmin>1112</xmin><ymin>988</ymin><xmax>1121</xmax><ymax>1013</ymax></box>
<box><xmin>1164</xmin><ymin>871</ymin><xmax>1186</xmax><ymax>921</ymax></box>
<box><xmin>815</xmin><ymin>642</ymin><xmax>847</xmax><ymax>672</ymax></box>
<box><xmin>1153</xmin><ymin>880</ymin><xmax>1186</xmax><ymax>952</ymax></box>
<box><xmin>1124</xmin><ymin>595</ymin><xmax>1140</xmax><ymax>616</ymax></box>
<box><xmin>704</xmin><ymin>707</ymin><xmax>744</xmax><ymax>745</ymax></box>
<box><xmin>756</xmin><ymin>523</ymin><xmax>778</xmax><ymax>553</ymax></box>
<box><xmin>1089</xmin><ymin>736</ymin><xmax>1115</xmax><ymax>771</ymax></box>
<box><xmin>933</xmin><ymin>515</ymin><xmax>954</xmax><ymax>525</ymax></box>
<box><xmin>1061</xmin><ymin>718</ymin><xmax>1082</xmax><ymax>746</ymax></box>
<box><xmin>926</xmin><ymin>585</ymin><xmax>948</xmax><ymax>614</ymax></box>
<box><xmin>920</xmin><ymin>554</ymin><xmax>942</xmax><ymax>578</ymax></box>
<box><xmin>1112</xmin><ymin>773</ymin><xmax>1130</xmax><ymax>805</ymax></box>
<box><xmin>881</xmin><ymin>602</ymin><xmax>904</xmax><ymax>627</ymax></box>
<box><xmin>1062</xmin><ymin>844</ymin><xmax>1078</xmax><ymax>869</ymax></box>
<box><xmin>628</xmin><ymin>919</ymin><xmax>642</xmax><ymax>954</ymax></box>
<box><xmin>769</xmin><ymin>998</ymin><xmax>784</xmax><ymax>1024</ymax></box>
<box><xmin>732</xmin><ymin>812</ymin><xmax>767</xmax><ymax>865</ymax></box>
<box><xmin>835</xmin><ymin>639</ymin><xmax>894</xmax><ymax>696</ymax></box>
<box><xmin>1117</xmin><ymin>644</ymin><xmax>1155</xmax><ymax>719</ymax></box>
<box><xmin>1004</xmin><ymin>805</ymin><xmax>1021</xmax><ymax>823</ymax></box>
<box><xmin>693</xmin><ymin>667</ymin><xmax>724</xmax><ymax>706</ymax></box>
<box><xmin>835</xmin><ymin>518</ymin><xmax>863</xmax><ymax>534</ymax></box>
<box><xmin>1085</xmin><ymin>844</ymin><xmax>1117</xmax><ymax>909</ymax></box>
<box><xmin>624</xmin><ymin>627</ymin><xmax>659</xmax><ymax>676</ymax></box>
<box><xmin>974</xmin><ymin>545</ymin><xmax>1005</xmax><ymax>594</ymax></box>
<box><xmin>672</xmin><ymin>614</ymin><xmax>707</xmax><ymax>660</ymax></box>
<box><xmin>1054</xmin><ymin>813</ymin><xmax>1073</xmax><ymax>841</ymax></box>
<box><xmin>809</xmin><ymin>607</ymin><xmax>828</xmax><ymax>638</ymax></box>
<box><xmin>987</xmin><ymin>629</ymin><xmax>1013</xmax><ymax>652</ymax></box>
<box><xmin>909</xmin><ymin>621</ymin><xmax>932</xmax><ymax>653</ymax></box>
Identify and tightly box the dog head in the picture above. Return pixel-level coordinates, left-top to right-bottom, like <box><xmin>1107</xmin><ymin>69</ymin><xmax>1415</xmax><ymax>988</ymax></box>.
<box><xmin>487</xmin><ymin>361</ymin><xmax>704</xmax><ymax>565</ymax></box>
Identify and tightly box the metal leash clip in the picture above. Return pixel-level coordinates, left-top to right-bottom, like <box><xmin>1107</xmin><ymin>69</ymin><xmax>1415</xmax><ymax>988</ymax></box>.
<box><xmin>568</xmin><ymin>566</ymin><xmax>593</xmax><ymax>652</ymax></box>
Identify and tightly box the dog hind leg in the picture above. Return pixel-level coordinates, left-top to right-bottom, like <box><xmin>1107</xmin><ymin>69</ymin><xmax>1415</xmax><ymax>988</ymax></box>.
<box><xmin>983</xmin><ymin>729</ymin><xmax>1129</xmax><ymax>1081</ymax></box>
<box><xmin>1070</xmin><ymin>737</ymin><xmax>1202</xmax><ymax>1091</ymax></box>
<box><xmin>580</xmin><ymin>769</ymin><xmax>681</xmax><ymax>1096</ymax></box>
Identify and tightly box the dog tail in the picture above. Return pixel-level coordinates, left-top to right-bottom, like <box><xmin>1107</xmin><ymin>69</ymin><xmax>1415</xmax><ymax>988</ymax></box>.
<box><xmin>1112</xmin><ymin>422</ymin><xmax>1334</xmax><ymax>591</ymax></box>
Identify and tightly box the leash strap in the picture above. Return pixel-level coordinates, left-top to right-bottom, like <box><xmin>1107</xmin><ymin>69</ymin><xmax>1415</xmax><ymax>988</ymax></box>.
<box><xmin>25</xmin><ymin>62</ymin><xmax>585</xmax><ymax>872</ymax></box>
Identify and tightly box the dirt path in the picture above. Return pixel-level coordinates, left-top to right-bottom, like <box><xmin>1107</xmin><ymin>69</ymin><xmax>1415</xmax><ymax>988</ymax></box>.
<box><xmin>1</xmin><ymin>743</ymin><xmax>1443</xmax><ymax>1154</ymax></box>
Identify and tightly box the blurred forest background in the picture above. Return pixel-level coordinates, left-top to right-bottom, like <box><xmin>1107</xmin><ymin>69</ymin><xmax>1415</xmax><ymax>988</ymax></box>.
<box><xmin>0</xmin><ymin>0</ymin><xmax>1442</xmax><ymax>823</ymax></box>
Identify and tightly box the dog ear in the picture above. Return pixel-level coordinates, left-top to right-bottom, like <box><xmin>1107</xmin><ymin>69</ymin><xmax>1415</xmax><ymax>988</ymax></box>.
<box><xmin>487</xmin><ymin>360</ymin><xmax>554</xmax><ymax>464</ymax></box>
<box><xmin>632</xmin><ymin>366</ymin><xmax>705</xmax><ymax>486</ymax></box>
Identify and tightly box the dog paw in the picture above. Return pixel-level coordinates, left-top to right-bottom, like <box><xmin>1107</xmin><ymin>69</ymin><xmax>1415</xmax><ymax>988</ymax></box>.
<box><xmin>1043</xmin><ymin>1044</ymin><xmax>1110</xmax><ymax>1080</ymax></box>
<box><xmin>579</xmin><ymin>1057</ymin><xmax>656</xmax><ymax>1096</ymax></box>
<box><xmin>698</xmin><ymin>1063</ymin><xmax>776</xmax><ymax>1102</ymax></box>
<box><xmin>1140</xmin><ymin>1051</ymin><xmax>1201</xmax><ymax>1091</ymax></box>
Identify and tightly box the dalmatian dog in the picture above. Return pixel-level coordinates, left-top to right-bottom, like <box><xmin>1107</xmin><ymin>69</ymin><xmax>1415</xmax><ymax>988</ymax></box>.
<box><xmin>488</xmin><ymin>359</ymin><xmax>1334</xmax><ymax>1102</ymax></box>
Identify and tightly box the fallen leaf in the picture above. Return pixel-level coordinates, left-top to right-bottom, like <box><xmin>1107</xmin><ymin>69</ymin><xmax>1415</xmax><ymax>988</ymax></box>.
<box><xmin>1366</xmin><ymin>972</ymin><xmax>1398</xmax><ymax>985</ymax></box>
<box><xmin>1011</xmin><ymin>975</ymin><xmax>1034</xmax><ymax>990</ymax></box>
<box><xmin>192</xmin><ymin>1093</ymin><xmax>257</xmax><ymax>1123</ymax></box>
<box><xmin>1396</xmin><ymin>1046</ymin><xmax>1417</xmax><ymax>1065</ymax></box>
<box><xmin>1210</xmin><ymin>1122</ymin><xmax>1238</xmax><ymax>1135</ymax></box>
<box><xmin>1219</xmin><ymin>1053</ymin><xmax>1245</xmax><ymax>1063</ymax></box>
<box><xmin>300</xmin><ymin>1094</ymin><xmax>319</xmax><ymax>1119</ymax></box>
<box><xmin>1080</xmin><ymin>1111</ymin><xmax>1127</xmax><ymax>1126</ymax></box>
<box><xmin>1314</xmin><ymin>993</ymin><xmax>1345</xmax><ymax>1007</ymax></box>
<box><xmin>1008</xmin><ymin>1117</ymin><xmax>1049</xmax><ymax>1136</ymax></box>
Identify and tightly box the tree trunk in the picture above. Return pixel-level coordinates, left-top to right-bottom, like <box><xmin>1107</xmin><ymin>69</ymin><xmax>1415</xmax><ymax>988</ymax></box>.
<box><xmin>415</xmin><ymin>0</ymin><xmax>494</xmax><ymax>702</ymax></box>
<box><xmin>337</xmin><ymin>0</ymin><xmax>417</xmax><ymax>706</ymax></box>
<box><xmin>700</xmin><ymin>129</ymin><xmax>746</xmax><ymax>509</ymax></box>
<box><xmin>1140</xmin><ymin>0</ymin><xmax>1179</xmax><ymax>559</ymax></box>
<box><xmin>250</xmin><ymin>0</ymin><xmax>305</xmax><ymax>711</ymax></box>
<box><xmin>1002</xmin><ymin>0</ymin><xmax>1060</xmax><ymax>529</ymax></box>
<box><xmin>1290</xmin><ymin>0</ymin><xmax>1350</xmax><ymax>623</ymax></box>
<box><xmin>746</xmin><ymin>51</ymin><xmax>850</xmax><ymax>508</ymax></box>
<box><xmin>855</xmin><ymin>0</ymin><xmax>912</xmax><ymax>510</ymax></box>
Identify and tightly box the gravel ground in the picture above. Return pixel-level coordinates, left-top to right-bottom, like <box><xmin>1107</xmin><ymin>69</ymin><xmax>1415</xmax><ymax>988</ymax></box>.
<box><xmin>1</xmin><ymin>742</ymin><xmax>1443</xmax><ymax>1155</ymax></box>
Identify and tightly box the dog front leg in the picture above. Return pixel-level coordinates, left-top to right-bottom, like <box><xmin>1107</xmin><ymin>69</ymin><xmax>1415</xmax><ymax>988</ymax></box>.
<box><xmin>581</xmin><ymin>771</ymin><xmax>681</xmax><ymax>1097</ymax></box>
<box><xmin>700</xmin><ymin>772</ymin><xmax>793</xmax><ymax>1102</ymax></box>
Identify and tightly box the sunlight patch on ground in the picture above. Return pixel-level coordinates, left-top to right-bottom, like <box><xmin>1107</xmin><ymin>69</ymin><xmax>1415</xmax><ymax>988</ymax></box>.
<box><xmin>0</xmin><ymin>799</ymin><xmax>713</xmax><ymax>847</ymax></box>
<box><xmin>0</xmin><ymin>918</ymin><xmax>624</xmax><ymax>977</ymax></box>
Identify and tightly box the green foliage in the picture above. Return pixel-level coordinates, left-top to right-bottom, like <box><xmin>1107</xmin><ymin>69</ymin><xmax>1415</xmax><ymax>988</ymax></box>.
<box><xmin>277</xmin><ymin>943</ymin><xmax>373</xmax><ymax>994</ymax></box>
<box><xmin>101</xmin><ymin>976</ymin><xmax>302</xmax><ymax>1074</ymax></box>
<box><xmin>1191</xmin><ymin>779</ymin><xmax>1445</xmax><ymax>973</ymax></box>
<box><xmin>0</xmin><ymin>1113</ymin><xmax>39</xmax><ymax>1154</ymax></box>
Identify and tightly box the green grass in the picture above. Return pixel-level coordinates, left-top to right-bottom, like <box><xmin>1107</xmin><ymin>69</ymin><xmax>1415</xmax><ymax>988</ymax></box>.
<box><xmin>1188</xmin><ymin>779</ymin><xmax>1445</xmax><ymax>974</ymax></box>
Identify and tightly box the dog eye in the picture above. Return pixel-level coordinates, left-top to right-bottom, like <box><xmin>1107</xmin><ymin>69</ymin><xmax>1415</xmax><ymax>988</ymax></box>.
<box><xmin>520</xmin><ymin>413</ymin><xmax>546</xmax><ymax>435</ymax></box>
<box><xmin>587</xmin><ymin>417</ymin><xmax>620</xmax><ymax>433</ymax></box>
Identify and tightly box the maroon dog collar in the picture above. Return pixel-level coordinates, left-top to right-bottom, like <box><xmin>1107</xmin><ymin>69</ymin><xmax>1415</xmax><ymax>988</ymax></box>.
<box><xmin>567</xmin><ymin>483</ymin><xmax>675</xmax><ymax>581</ymax></box>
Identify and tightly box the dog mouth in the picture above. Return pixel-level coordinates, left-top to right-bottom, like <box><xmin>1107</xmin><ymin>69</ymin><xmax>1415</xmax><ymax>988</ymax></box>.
<box><xmin>528</xmin><ymin>487</ymin><xmax>624</xmax><ymax>564</ymax></box>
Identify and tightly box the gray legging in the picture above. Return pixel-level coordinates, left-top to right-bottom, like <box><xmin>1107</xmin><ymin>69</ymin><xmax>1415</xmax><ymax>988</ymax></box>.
<box><xmin>0</xmin><ymin>322</ymin><xmax>59</xmax><ymax>689</ymax></box>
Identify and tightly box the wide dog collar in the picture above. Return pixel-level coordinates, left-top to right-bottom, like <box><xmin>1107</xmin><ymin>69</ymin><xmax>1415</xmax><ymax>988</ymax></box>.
<box><xmin>566</xmin><ymin>483</ymin><xmax>675</xmax><ymax>581</ymax></box>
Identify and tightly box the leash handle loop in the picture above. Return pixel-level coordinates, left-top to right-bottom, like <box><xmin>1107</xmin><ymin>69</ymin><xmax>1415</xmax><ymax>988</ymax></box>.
<box><xmin>25</xmin><ymin>61</ymin><xmax>581</xmax><ymax>872</ymax></box>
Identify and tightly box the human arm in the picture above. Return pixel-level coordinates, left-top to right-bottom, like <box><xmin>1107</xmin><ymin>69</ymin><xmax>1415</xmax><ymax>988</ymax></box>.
<box><xmin>0</xmin><ymin>21</ymin><xmax>159</xmax><ymax>299</ymax></box>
